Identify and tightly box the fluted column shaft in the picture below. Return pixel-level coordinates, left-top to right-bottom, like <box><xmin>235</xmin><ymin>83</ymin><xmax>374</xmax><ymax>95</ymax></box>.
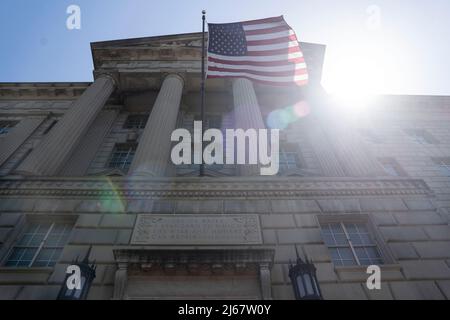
<box><xmin>328</xmin><ymin>126</ymin><xmax>385</xmax><ymax>176</ymax></box>
<box><xmin>320</xmin><ymin>108</ymin><xmax>385</xmax><ymax>177</ymax></box>
<box><xmin>233</xmin><ymin>78</ymin><xmax>266</xmax><ymax>176</ymax></box>
<box><xmin>129</xmin><ymin>74</ymin><xmax>184</xmax><ymax>176</ymax></box>
<box><xmin>17</xmin><ymin>75</ymin><xmax>115</xmax><ymax>176</ymax></box>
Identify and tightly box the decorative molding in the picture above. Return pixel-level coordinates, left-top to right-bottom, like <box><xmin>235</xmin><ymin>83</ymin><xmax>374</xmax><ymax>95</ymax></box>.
<box><xmin>114</xmin><ymin>247</ymin><xmax>275</xmax><ymax>265</ymax></box>
<box><xmin>0</xmin><ymin>176</ymin><xmax>432</xmax><ymax>199</ymax></box>
<box><xmin>0</xmin><ymin>83</ymin><xmax>90</xmax><ymax>100</ymax></box>
<box><xmin>112</xmin><ymin>247</ymin><xmax>274</xmax><ymax>300</ymax></box>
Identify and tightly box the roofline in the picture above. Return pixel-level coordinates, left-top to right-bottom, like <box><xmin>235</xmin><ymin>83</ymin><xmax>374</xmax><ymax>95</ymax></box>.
<box><xmin>0</xmin><ymin>82</ymin><xmax>91</xmax><ymax>87</ymax></box>
<box><xmin>90</xmin><ymin>31</ymin><xmax>326</xmax><ymax>49</ymax></box>
<box><xmin>91</xmin><ymin>31</ymin><xmax>206</xmax><ymax>48</ymax></box>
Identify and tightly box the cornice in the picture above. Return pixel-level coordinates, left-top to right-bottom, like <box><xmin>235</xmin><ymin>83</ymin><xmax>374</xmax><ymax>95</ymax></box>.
<box><xmin>0</xmin><ymin>176</ymin><xmax>432</xmax><ymax>199</ymax></box>
<box><xmin>0</xmin><ymin>83</ymin><xmax>90</xmax><ymax>100</ymax></box>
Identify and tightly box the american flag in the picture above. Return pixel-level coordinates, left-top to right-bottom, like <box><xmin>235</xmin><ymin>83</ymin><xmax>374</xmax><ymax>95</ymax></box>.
<box><xmin>207</xmin><ymin>16</ymin><xmax>308</xmax><ymax>86</ymax></box>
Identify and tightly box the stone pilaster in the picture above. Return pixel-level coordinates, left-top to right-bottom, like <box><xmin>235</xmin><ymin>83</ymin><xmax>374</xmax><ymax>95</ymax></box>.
<box><xmin>129</xmin><ymin>74</ymin><xmax>184</xmax><ymax>176</ymax></box>
<box><xmin>0</xmin><ymin>115</ymin><xmax>47</xmax><ymax>167</ymax></box>
<box><xmin>16</xmin><ymin>75</ymin><xmax>116</xmax><ymax>176</ymax></box>
<box><xmin>320</xmin><ymin>108</ymin><xmax>385</xmax><ymax>177</ymax></box>
<box><xmin>232</xmin><ymin>78</ymin><xmax>266</xmax><ymax>176</ymax></box>
<box><xmin>305</xmin><ymin>115</ymin><xmax>346</xmax><ymax>176</ymax></box>
<box><xmin>328</xmin><ymin>128</ymin><xmax>385</xmax><ymax>176</ymax></box>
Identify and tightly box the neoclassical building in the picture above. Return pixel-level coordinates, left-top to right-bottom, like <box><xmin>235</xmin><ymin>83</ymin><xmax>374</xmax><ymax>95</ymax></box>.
<box><xmin>0</xmin><ymin>33</ymin><xmax>449</xmax><ymax>300</ymax></box>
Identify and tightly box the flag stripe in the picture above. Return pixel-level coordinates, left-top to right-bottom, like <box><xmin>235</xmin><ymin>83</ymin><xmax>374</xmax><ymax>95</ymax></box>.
<box><xmin>208</xmin><ymin>66</ymin><xmax>308</xmax><ymax>77</ymax></box>
<box><xmin>245</xmin><ymin>25</ymin><xmax>291</xmax><ymax>36</ymax></box>
<box><xmin>207</xmin><ymin>70</ymin><xmax>308</xmax><ymax>82</ymax></box>
<box><xmin>246</xmin><ymin>35</ymin><xmax>298</xmax><ymax>46</ymax></box>
<box><xmin>207</xmin><ymin>75</ymin><xmax>308</xmax><ymax>87</ymax></box>
<box><xmin>208</xmin><ymin>51</ymin><xmax>303</xmax><ymax>62</ymax></box>
<box><xmin>247</xmin><ymin>46</ymin><xmax>301</xmax><ymax>56</ymax></box>
<box><xmin>207</xmin><ymin>16</ymin><xmax>308</xmax><ymax>86</ymax></box>
<box><xmin>208</xmin><ymin>56</ymin><xmax>305</xmax><ymax>67</ymax></box>
<box><xmin>241</xmin><ymin>16</ymin><xmax>284</xmax><ymax>26</ymax></box>
<box><xmin>247</xmin><ymin>40</ymin><xmax>299</xmax><ymax>52</ymax></box>
<box><xmin>246</xmin><ymin>30</ymin><xmax>296</xmax><ymax>41</ymax></box>
<box><xmin>242</xmin><ymin>21</ymin><xmax>286</xmax><ymax>31</ymax></box>
<box><xmin>208</xmin><ymin>60</ymin><xmax>307</xmax><ymax>72</ymax></box>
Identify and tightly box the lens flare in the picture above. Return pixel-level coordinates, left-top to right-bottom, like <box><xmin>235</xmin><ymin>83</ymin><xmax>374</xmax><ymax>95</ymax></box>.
<box><xmin>267</xmin><ymin>100</ymin><xmax>310</xmax><ymax>129</ymax></box>
<box><xmin>97</xmin><ymin>177</ymin><xmax>126</xmax><ymax>214</ymax></box>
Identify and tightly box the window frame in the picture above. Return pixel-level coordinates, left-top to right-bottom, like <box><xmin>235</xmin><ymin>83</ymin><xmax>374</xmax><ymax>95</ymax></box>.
<box><xmin>123</xmin><ymin>114</ymin><xmax>149</xmax><ymax>130</ymax></box>
<box><xmin>432</xmin><ymin>157</ymin><xmax>450</xmax><ymax>177</ymax></box>
<box><xmin>107</xmin><ymin>142</ymin><xmax>138</xmax><ymax>172</ymax></box>
<box><xmin>318</xmin><ymin>214</ymin><xmax>394</xmax><ymax>267</ymax></box>
<box><xmin>2</xmin><ymin>215</ymin><xmax>75</xmax><ymax>268</ymax></box>
<box><xmin>404</xmin><ymin>128</ymin><xmax>438</xmax><ymax>144</ymax></box>
<box><xmin>278</xmin><ymin>142</ymin><xmax>305</xmax><ymax>174</ymax></box>
<box><xmin>378</xmin><ymin>157</ymin><xmax>408</xmax><ymax>177</ymax></box>
<box><xmin>0</xmin><ymin>120</ymin><xmax>20</xmax><ymax>136</ymax></box>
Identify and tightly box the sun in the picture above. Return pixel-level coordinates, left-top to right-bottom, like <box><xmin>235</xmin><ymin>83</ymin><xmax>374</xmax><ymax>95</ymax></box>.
<box><xmin>321</xmin><ymin>42</ymin><xmax>387</xmax><ymax>113</ymax></box>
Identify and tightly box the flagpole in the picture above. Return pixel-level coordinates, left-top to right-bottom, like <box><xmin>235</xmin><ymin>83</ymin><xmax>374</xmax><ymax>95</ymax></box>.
<box><xmin>200</xmin><ymin>10</ymin><xmax>206</xmax><ymax>177</ymax></box>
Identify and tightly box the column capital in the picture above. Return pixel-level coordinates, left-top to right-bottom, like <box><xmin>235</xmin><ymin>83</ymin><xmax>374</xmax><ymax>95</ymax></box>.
<box><xmin>93</xmin><ymin>71</ymin><xmax>119</xmax><ymax>87</ymax></box>
<box><xmin>162</xmin><ymin>73</ymin><xmax>186</xmax><ymax>87</ymax></box>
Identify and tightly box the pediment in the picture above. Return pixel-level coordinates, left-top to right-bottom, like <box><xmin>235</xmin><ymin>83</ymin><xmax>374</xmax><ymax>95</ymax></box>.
<box><xmin>92</xmin><ymin>32</ymin><xmax>204</xmax><ymax>49</ymax></box>
<box><xmin>91</xmin><ymin>32</ymin><xmax>327</xmax><ymax>84</ymax></box>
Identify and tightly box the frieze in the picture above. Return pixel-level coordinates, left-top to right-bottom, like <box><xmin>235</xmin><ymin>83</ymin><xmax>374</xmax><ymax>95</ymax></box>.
<box><xmin>0</xmin><ymin>177</ymin><xmax>432</xmax><ymax>199</ymax></box>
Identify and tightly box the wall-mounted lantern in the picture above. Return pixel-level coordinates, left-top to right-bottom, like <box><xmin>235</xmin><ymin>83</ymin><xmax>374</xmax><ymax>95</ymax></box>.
<box><xmin>289</xmin><ymin>253</ymin><xmax>323</xmax><ymax>300</ymax></box>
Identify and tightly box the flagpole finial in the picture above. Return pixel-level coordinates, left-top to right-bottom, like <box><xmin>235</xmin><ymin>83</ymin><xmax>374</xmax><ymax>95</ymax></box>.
<box><xmin>202</xmin><ymin>10</ymin><xmax>206</xmax><ymax>15</ymax></box>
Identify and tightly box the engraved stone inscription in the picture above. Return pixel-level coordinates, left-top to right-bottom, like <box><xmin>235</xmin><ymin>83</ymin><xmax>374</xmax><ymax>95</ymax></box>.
<box><xmin>131</xmin><ymin>214</ymin><xmax>262</xmax><ymax>245</ymax></box>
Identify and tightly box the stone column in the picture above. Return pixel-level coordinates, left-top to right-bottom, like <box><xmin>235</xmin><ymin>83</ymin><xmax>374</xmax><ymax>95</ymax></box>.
<box><xmin>259</xmin><ymin>263</ymin><xmax>272</xmax><ymax>300</ymax></box>
<box><xmin>328</xmin><ymin>128</ymin><xmax>385</xmax><ymax>176</ymax></box>
<box><xmin>129</xmin><ymin>74</ymin><xmax>184</xmax><ymax>176</ymax></box>
<box><xmin>305</xmin><ymin>115</ymin><xmax>346</xmax><ymax>176</ymax></box>
<box><xmin>321</xmin><ymin>108</ymin><xmax>385</xmax><ymax>177</ymax></box>
<box><xmin>232</xmin><ymin>78</ymin><xmax>266</xmax><ymax>176</ymax></box>
<box><xmin>113</xmin><ymin>262</ymin><xmax>128</xmax><ymax>300</ymax></box>
<box><xmin>16</xmin><ymin>75</ymin><xmax>116</xmax><ymax>176</ymax></box>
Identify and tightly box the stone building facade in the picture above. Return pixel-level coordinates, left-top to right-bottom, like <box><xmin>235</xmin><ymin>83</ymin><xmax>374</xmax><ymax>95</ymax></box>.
<box><xmin>0</xmin><ymin>33</ymin><xmax>449</xmax><ymax>300</ymax></box>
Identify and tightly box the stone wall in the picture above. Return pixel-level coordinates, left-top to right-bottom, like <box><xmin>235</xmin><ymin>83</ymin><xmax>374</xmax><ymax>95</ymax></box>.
<box><xmin>0</xmin><ymin>176</ymin><xmax>448</xmax><ymax>300</ymax></box>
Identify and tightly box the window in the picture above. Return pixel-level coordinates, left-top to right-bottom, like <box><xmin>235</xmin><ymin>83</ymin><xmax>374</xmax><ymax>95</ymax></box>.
<box><xmin>432</xmin><ymin>157</ymin><xmax>450</xmax><ymax>177</ymax></box>
<box><xmin>404</xmin><ymin>129</ymin><xmax>438</xmax><ymax>144</ymax></box>
<box><xmin>5</xmin><ymin>220</ymin><xmax>73</xmax><ymax>267</ymax></box>
<box><xmin>193</xmin><ymin>115</ymin><xmax>222</xmax><ymax>130</ymax></box>
<box><xmin>124</xmin><ymin>115</ymin><xmax>149</xmax><ymax>129</ymax></box>
<box><xmin>0</xmin><ymin>120</ymin><xmax>19</xmax><ymax>136</ymax></box>
<box><xmin>320</xmin><ymin>221</ymin><xmax>383</xmax><ymax>266</ymax></box>
<box><xmin>108</xmin><ymin>143</ymin><xmax>137</xmax><ymax>171</ymax></box>
<box><xmin>378</xmin><ymin>157</ymin><xmax>406</xmax><ymax>177</ymax></box>
<box><xmin>279</xmin><ymin>143</ymin><xmax>303</xmax><ymax>172</ymax></box>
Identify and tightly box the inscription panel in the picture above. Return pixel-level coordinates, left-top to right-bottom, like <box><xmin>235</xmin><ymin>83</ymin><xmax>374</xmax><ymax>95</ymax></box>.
<box><xmin>131</xmin><ymin>214</ymin><xmax>262</xmax><ymax>245</ymax></box>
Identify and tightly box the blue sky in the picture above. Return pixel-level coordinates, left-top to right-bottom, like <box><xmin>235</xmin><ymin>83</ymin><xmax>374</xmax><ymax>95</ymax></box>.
<box><xmin>1</xmin><ymin>0</ymin><xmax>449</xmax><ymax>95</ymax></box>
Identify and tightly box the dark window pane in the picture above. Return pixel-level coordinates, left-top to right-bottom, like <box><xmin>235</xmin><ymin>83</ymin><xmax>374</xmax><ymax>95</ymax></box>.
<box><xmin>124</xmin><ymin>115</ymin><xmax>149</xmax><ymax>129</ymax></box>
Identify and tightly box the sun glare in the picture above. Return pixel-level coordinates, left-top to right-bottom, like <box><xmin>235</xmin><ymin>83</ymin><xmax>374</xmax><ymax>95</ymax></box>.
<box><xmin>322</xmin><ymin>41</ymin><xmax>391</xmax><ymax>114</ymax></box>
